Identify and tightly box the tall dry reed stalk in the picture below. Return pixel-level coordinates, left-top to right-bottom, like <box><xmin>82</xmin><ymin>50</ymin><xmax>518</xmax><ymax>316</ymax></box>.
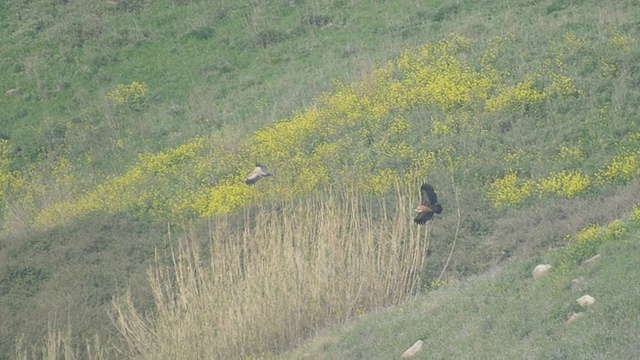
<box><xmin>113</xmin><ymin>182</ymin><xmax>432</xmax><ymax>359</ymax></box>
<box><xmin>15</xmin><ymin>322</ymin><xmax>106</xmax><ymax>360</ymax></box>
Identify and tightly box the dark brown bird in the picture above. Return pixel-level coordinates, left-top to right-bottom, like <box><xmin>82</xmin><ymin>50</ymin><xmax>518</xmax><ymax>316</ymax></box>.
<box><xmin>246</xmin><ymin>164</ymin><xmax>272</xmax><ymax>185</ymax></box>
<box><xmin>414</xmin><ymin>183</ymin><xmax>442</xmax><ymax>225</ymax></box>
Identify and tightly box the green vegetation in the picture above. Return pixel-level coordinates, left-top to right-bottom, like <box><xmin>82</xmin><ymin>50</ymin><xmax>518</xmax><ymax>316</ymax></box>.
<box><xmin>284</xmin><ymin>212</ymin><xmax>640</xmax><ymax>359</ymax></box>
<box><xmin>1</xmin><ymin>0</ymin><xmax>639</xmax><ymax>358</ymax></box>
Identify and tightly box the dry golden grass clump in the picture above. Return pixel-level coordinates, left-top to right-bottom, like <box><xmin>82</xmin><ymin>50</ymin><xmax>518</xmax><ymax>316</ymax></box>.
<box><xmin>114</xmin><ymin>184</ymin><xmax>432</xmax><ymax>358</ymax></box>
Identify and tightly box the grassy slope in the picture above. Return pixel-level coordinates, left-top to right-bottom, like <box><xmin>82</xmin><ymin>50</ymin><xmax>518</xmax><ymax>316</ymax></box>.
<box><xmin>1</xmin><ymin>0</ymin><xmax>640</xmax><ymax>357</ymax></box>
<box><xmin>284</xmin><ymin>222</ymin><xmax>640</xmax><ymax>360</ymax></box>
<box><xmin>1</xmin><ymin>0</ymin><xmax>442</xmax><ymax>355</ymax></box>
<box><xmin>0</xmin><ymin>0</ymin><xmax>443</xmax><ymax>167</ymax></box>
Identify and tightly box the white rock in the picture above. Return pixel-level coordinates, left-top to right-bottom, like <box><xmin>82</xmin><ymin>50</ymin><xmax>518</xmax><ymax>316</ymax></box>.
<box><xmin>577</xmin><ymin>294</ymin><xmax>595</xmax><ymax>307</ymax></box>
<box><xmin>581</xmin><ymin>254</ymin><xmax>601</xmax><ymax>267</ymax></box>
<box><xmin>566</xmin><ymin>311</ymin><xmax>586</xmax><ymax>324</ymax></box>
<box><xmin>401</xmin><ymin>340</ymin><xmax>424</xmax><ymax>358</ymax></box>
<box><xmin>533</xmin><ymin>264</ymin><xmax>552</xmax><ymax>281</ymax></box>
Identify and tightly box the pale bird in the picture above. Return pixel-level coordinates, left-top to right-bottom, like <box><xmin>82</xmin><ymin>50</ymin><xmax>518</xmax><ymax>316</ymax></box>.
<box><xmin>246</xmin><ymin>164</ymin><xmax>272</xmax><ymax>185</ymax></box>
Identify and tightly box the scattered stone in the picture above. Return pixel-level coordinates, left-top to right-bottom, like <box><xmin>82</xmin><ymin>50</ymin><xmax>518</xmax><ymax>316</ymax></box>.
<box><xmin>533</xmin><ymin>264</ymin><xmax>552</xmax><ymax>281</ymax></box>
<box><xmin>581</xmin><ymin>254</ymin><xmax>601</xmax><ymax>267</ymax></box>
<box><xmin>577</xmin><ymin>294</ymin><xmax>595</xmax><ymax>307</ymax></box>
<box><xmin>571</xmin><ymin>277</ymin><xmax>587</xmax><ymax>292</ymax></box>
<box><xmin>5</xmin><ymin>88</ymin><xmax>18</xmax><ymax>96</ymax></box>
<box><xmin>566</xmin><ymin>311</ymin><xmax>586</xmax><ymax>324</ymax></box>
<box><xmin>401</xmin><ymin>340</ymin><xmax>424</xmax><ymax>358</ymax></box>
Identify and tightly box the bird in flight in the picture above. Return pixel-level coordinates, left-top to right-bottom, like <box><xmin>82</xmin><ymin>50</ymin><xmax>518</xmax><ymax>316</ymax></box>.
<box><xmin>246</xmin><ymin>164</ymin><xmax>272</xmax><ymax>185</ymax></box>
<box><xmin>414</xmin><ymin>183</ymin><xmax>442</xmax><ymax>225</ymax></box>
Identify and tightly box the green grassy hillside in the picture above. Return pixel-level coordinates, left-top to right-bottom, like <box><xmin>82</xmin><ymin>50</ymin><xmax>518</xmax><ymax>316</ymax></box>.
<box><xmin>284</xmin><ymin>211</ymin><xmax>640</xmax><ymax>359</ymax></box>
<box><xmin>1</xmin><ymin>0</ymin><xmax>640</xmax><ymax>358</ymax></box>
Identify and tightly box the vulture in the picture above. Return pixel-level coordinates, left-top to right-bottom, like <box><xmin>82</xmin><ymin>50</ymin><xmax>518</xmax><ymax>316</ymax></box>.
<box><xmin>246</xmin><ymin>164</ymin><xmax>272</xmax><ymax>185</ymax></box>
<box><xmin>414</xmin><ymin>183</ymin><xmax>442</xmax><ymax>225</ymax></box>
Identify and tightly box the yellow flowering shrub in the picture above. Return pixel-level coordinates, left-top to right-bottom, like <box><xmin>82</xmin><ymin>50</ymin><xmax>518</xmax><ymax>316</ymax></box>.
<box><xmin>397</xmin><ymin>37</ymin><xmax>493</xmax><ymax>111</ymax></box>
<box><xmin>600</xmin><ymin>60</ymin><xmax>620</xmax><ymax>78</ymax></box>
<box><xmin>560</xmin><ymin>220</ymin><xmax>627</xmax><ymax>271</ymax></box>
<box><xmin>630</xmin><ymin>205</ymin><xmax>640</xmax><ymax>224</ymax></box>
<box><xmin>488</xmin><ymin>131</ymin><xmax>640</xmax><ymax>210</ymax></box>
<box><xmin>196</xmin><ymin>180</ymin><xmax>254</xmax><ymax>217</ymax></box>
<box><xmin>429</xmin><ymin>279</ymin><xmax>446</xmax><ymax>290</ymax></box>
<box><xmin>547</xmin><ymin>73</ymin><xmax>579</xmax><ymax>96</ymax></box>
<box><xmin>608</xmin><ymin>33</ymin><xmax>635</xmax><ymax>51</ymax></box>
<box><xmin>484</xmin><ymin>34</ymin><xmax>581</xmax><ymax>113</ymax></box>
<box><xmin>291</xmin><ymin>159</ymin><xmax>330</xmax><ymax>195</ymax></box>
<box><xmin>486</xmin><ymin>169</ymin><xmax>592</xmax><ymax>209</ymax></box>
<box><xmin>107</xmin><ymin>81</ymin><xmax>149</xmax><ymax>109</ymax></box>
<box><xmin>362</xmin><ymin>168</ymin><xmax>400</xmax><ymax>195</ymax></box>
<box><xmin>487</xmin><ymin>171</ymin><xmax>534</xmax><ymax>209</ymax></box>
<box><xmin>597</xmin><ymin>33</ymin><xmax>635</xmax><ymax>78</ymax></box>
<box><xmin>557</xmin><ymin>144</ymin><xmax>584</xmax><ymax>163</ymax></box>
<box><xmin>485</xmin><ymin>76</ymin><xmax>547</xmax><ymax>112</ymax></box>
<box><xmin>22</xmin><ymin>34</ymin><xmax>592</xmax><ymax>227</ymax></box>
<box><xmin>536</xmin><ymin>171</ymin><xmax>591</xmax><ymax>198</ymax></box>
<box><xmin>595</xmin><ymin>149</ymin><xmax>640</xmax><ymax>184</ymax></box>
<box><xmin>430</xmin><ymin>118</ymin><xmax>452</xmax><ymax>136</ymax></box>
<box><xmin>36</xmin><ymin>138</ymin><xmax>206</xmax><ymax>227</ymax></box>
<box><xmin>1</xmin><ymin>142</ymin><xmax>86</xmax><ymax>232</ymax></box>
<box><xmin>503</xmin><ymin>148</ymin><xmax>527</xmax><ymax>165</ymax></box>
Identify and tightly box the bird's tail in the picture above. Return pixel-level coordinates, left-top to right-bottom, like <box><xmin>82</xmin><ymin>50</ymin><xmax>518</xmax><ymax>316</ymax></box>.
<box><xmin>434</xmin><ymin>204</ymin><xmax>443</xmax><ymax>214</ymax></box>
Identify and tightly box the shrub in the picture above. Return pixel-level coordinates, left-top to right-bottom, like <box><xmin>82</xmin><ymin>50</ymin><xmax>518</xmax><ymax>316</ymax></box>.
<box><xmin>106</xmin><ymin>81</ymin><xmax>149</xmax><ymax>110</ymax></box>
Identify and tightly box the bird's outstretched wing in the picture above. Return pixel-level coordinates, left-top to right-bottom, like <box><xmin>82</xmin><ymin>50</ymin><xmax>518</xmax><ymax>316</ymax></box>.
<box><xmin>420</xmin><ymin>183</ymin><xmax>438</xmax><ymax>208</ymax></box>
<box><xmin>414</xmin><ymin>183</ymin><xmax>442</xmax><ymax>225</ymax></box>
<box><xmin>246</xmin><ymin>164</ymin><xmax>272</xmax><ymax>185</ymax></box>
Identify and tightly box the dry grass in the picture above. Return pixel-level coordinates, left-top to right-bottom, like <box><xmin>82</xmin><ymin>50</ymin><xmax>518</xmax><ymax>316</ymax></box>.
<box><xmin>112</xmin><ymin>181</ymin><xmax>433</xmax><ymax>358</ymax></box>
<box><xmin>15</xmin><ymin>323</ymin><xmax>106</xmax><ymax>360</ymax></box>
